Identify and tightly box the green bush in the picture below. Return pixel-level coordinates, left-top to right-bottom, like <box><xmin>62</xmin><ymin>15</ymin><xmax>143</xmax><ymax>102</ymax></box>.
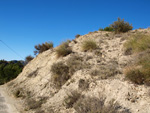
<box><xmin>99</xmin><ymin>26</ymin><xmax>114</xmax><ymax>32</ymax></box>
<box><xmin>82</xmin><ymin>40</ymin><xmax>97</xmax><ymax>51</ymax></box>
<box><xmin>111</xmin><ymin>18</ymin><xmax>133</xmax><ymax>33</ymax></box>
<box><xmin>56</xmin><ymin>40</ymin><xmax>72</xmax><ymax>57</ymax></box>
<box><xmin>34</xmin><ymin>42</ymin><xmax>53</xmax><ymax>55</ymax></box>
<box><xmin>0</xmin><ymin>60</ymin><xmax>23</xmax><ymax>85</ymax></box>
<box><xmin>104</xmin><ymin>26</ymin><xmax>114</xmax><ymax>31</ymax></box>
<box><xmin>99</xmin><ymin>28</ymin><xmax>104</xmax><ymax>31</ymax></box>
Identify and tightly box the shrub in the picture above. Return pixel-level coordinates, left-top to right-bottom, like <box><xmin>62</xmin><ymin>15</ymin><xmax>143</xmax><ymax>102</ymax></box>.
<box><xmin>66</xmin><ymin>55</ymin><xmax>86</xmax><ymax>75</ymax></box>
<box><xmin>99</xmin><ymin>28</ymin><xmax>104</xmax><ymax>31</ymax></box>
<box><xmin>51</xmin><ymin>55</ymin><xmax>90</xmax><ymax>88</ymax></box>
<box><xmin>75</xmin><ymin>34</ymin><xmax>81</xmax><ymax>38</ymax></box>
<box><xmin>34</xmin><ymin>42</ymin><xmax>53</xmax><ymax>55</ymax></box>
<box><xmin>104</xmin><ymin>26</ymin><xmax>114</xmax><ymax>31</ymax></box>
<box><xmin>111</xmin><ymin>18</ymin><xmax>133</xmax><ymax>33</ymax></box>
<box><xmin>56</xmin><ymin>40</ymin><xmax>72</xmax><ymax>57</ymax></box>
<box><xmin>51</xmin><ymin>62</ymin><xmax>70</xmax><ymax>88</ymax></box>
<box><xmin>124</xmin><ymin>34</ymin><xmax>150</xmax><ymax>54</ymax></box>
<box><xmin>25</xmin><ymin>55</ymin><xmax>34</xmax><ymax>64</ymax></box>
<box><xmin>99</xmin><ymin>26</ymin><xmax>114</xmax><ymax>32</ymax></box>
<box><xmin>82</xmin><ymin>39</ymin><xmax>97</xmax><ymax>51</ymax></box>
<box><xmin>73</xmin><ymin>96</ymin><xmax>130</xmax><ymax>113</ymax></box>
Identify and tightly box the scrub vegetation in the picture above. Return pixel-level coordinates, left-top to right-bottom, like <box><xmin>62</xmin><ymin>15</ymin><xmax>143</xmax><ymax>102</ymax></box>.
<box><xmin>124</xmin><ymin>34</ymin><xmax>150</xmax><ymax>86</ymax></box>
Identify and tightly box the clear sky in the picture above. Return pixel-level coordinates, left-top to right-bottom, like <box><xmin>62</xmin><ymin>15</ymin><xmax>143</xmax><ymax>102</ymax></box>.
<box><xmin>0</xmin><ymin>0</ymin><xmax>150</xmax><ymax>61</ymax></box>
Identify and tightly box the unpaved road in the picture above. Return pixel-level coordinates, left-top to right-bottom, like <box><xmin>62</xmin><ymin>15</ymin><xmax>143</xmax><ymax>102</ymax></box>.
<box><xmin>0</xmin><ymin>86</ymin><xmax>19</xmax><ymax>113</ymax></box>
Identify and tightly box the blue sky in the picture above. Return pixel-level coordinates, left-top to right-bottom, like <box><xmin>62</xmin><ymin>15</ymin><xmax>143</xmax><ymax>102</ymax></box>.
<box><xmin>0</xmin><ymin>0</ymin><xmax>150</xmax><ymax>61</ymax></box>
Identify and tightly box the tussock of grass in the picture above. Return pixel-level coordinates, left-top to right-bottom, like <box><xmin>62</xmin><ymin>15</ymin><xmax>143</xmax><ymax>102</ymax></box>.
<box><xmin>124</xmin><ymin>66</ymin><xmax>145</xmax><ymax>85</ymax></box>
<box><xmin>124</xmin><ymin>34</ymin><xmax>150</xmax><ymax>55</ymax></box>
<box><xmin>82</xmin><ymin>39</ymin><xmax>97</xmax><ymax>51</ymax></box>
<box><xmin>56</xmin><ymin>40</ymin><xmax>72</xmax><ymax>57</ymax></box>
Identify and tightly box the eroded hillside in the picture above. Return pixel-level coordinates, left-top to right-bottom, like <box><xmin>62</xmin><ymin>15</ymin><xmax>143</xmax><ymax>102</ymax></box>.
<box><xmin>5</xmin><ymin>28</ymin><xmax>150</xmax><ymax>113</ymax></box>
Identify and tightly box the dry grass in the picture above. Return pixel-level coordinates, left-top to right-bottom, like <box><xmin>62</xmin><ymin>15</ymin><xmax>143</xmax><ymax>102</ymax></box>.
<box><xmin>56</xmin><ymin>40</ymin><xmax>72</xmax><ymax>57</ymax></box>
<box><xmin>125</xmin><ymin>51</ymin><xmax>150</xmax><ymax>86</ymax></box>
<box><xmin>124</xmin><ymin>34</ymin><xmax>150</xmax><ymax>55</ymax></box>
<box><xmin>124</xmin><ymin>34</ymin><xmax>150</xmax><ymax>86</ymax></box>
<box><xmin>73</xmin><ymin>96</ymin><xmax>130</xmax><ymax>113</ymax></box>
<box><xmin>66</xmin><ymin>55</ymin><xmax>90</xmax><ymax>75</ymax></box>
<box><xmin>124</xmin><ymin>66</ymin><xmax>145</xmax><ymax>85</ymax></box>
<box><xmin>90</xmin><ymin>64</ymin><xmax>118</xmax><ymax>79</ymax></box>
<box><xmin>82</xmin><ymin>39</ymin><xmax>98</xmax><ymax>51</ymax></box>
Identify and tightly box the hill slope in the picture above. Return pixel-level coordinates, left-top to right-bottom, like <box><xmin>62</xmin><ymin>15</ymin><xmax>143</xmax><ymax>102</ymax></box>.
<box><xmin>5</xmin><ymin>29</ymin><xmax>150</xmax><ymax>113</ymax></box>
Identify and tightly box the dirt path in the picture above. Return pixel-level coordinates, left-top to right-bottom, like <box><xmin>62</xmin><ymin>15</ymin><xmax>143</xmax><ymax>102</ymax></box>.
<box><xmin>0</xmin><ymin>86</ymin><xmax>19</xmax><ymax>113</ymax></box>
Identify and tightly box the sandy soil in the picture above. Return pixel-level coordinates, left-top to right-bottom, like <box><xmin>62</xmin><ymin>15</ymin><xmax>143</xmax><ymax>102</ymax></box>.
<box><xmin>0</xmin><ymin>86</ymin><xmax>19</xmax><ymax>113</ymax></box>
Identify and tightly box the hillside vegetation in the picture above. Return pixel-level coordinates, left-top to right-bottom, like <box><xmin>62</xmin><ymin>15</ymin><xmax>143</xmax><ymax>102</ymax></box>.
<box><xmin>124</xmin><ymin>33</ymin><xmax>150</xmax><ymax>85</ymax></box>
<box><xmin>5</xmin><ymin>19</ymin><xmax>150</xmax><ymax>113</ymax></box>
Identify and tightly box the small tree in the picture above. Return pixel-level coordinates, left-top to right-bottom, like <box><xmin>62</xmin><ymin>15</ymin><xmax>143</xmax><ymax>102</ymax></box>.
<box><xmin>111</xmin><ymin>18</ymin><xmax>133</xmax><ymax>33</ymax></box>
<box><xmin>25</xmin><ymin>55</ymin><xmax>34</xmax><ymax>64</ymax></box>
<box><xmin>34</xmin><ymin>42</ymin><xmax>53</xmax><ymax>55</ymax></box>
